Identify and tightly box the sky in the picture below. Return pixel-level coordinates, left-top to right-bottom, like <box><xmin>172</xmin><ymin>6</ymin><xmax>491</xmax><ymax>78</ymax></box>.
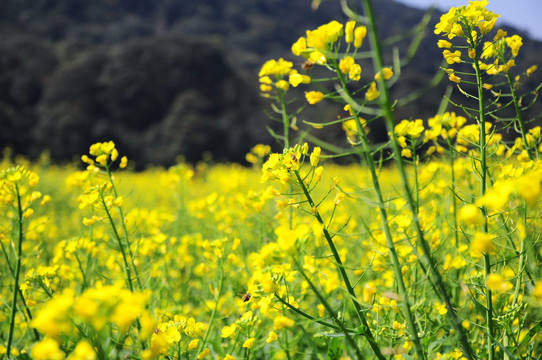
<box><xmin>396</xmin><ymin>0</ymin><xmax>542</xmax><ymax>41</ymax></box>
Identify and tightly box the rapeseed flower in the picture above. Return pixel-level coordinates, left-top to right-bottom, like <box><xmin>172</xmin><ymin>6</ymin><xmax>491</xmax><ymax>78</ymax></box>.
<box><xmin>31</xmin><ymin>338</ymin><xmax>65</xmax><ymax>360</ymax></box>
<box><xmin>305</xmin><ymin>91</ymin><xmax>325</xmax><ymax>104</ymax></box>
<box><xmin>365</xmin><ymin>82</ymin><xmax>380</xmax><ymax>101</ymax></box>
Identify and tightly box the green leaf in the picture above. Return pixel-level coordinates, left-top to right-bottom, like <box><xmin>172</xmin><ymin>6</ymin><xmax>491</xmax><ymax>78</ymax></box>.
<box><xmin>327</xmin><ymin>336</ymin><xmax>344</xmax><ymax>360</ymax></box>
<box><xmin>517</xmin><ymin>321</ymin><xmax>542</xmax><ymax>352</ymax></box>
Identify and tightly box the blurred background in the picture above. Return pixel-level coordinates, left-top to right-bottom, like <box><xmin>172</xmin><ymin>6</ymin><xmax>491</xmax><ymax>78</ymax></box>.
<box><xmin>1</xmin><ymin>0</ymin><xmax>541</xmax><ymax>167</ymax></box>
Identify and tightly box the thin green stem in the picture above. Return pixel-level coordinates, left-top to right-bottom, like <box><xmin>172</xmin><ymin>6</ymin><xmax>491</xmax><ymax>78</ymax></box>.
<box><xmin>0</xmin><ymin>232</ymin><xmax>40</xmax><ymax>342</ymax></box>
<box><xmin>107</xmin><ymin>169</ymin><xmax>142</xmax><ymax>291</ymax></box>
<box><xmin>449</xmin><ymin>146</ymin><xmax>460</xmax><ymax>248</ymax></box>
<box><xmin>335</xmin><ymin>69</ymin><xmax>426</xmax><ymax>358</ymax></box>
<box><xmin>100</xmin><ymin>191</ymin><xmax>134</xmax><ymax>292</ymax></box>
<box><xmin>360</xmin><ymin>0</ymin><xmax>476</xmax><ymax>358</ymax></box>
<box><xmin>6</xmin><ymin>184</ymin><xmax>24</xmax><ymax>358</ymax></box>
<box><xmin>472</xmin><ymin>45</ymin><xmax>494</xmax><ymax>360</ymax></box>
<box><xmin>506</xmin><ymin>73</ymin><xmax>534</xmax><ymax>160</ymax></box>
<box><xmin>274</xmin><ymin>293</ymin><xmax>354</xmax><ymax>332</ymax></box>
<box><xmin>295</xmin><ymin>263</ymin><xmax>366</xmax><ymax>360</ymax></box>
<box><xmin>278</xmin><ymin>90</ymin><xmax>290</xmax><ymax>149</ymax></box>
<box><xmin>503</xmin><ymin>204</ymin><xmax>527</xmax><ymax>360</ymax></box>
<box><xmin>199</xmin><ymin>269</ymin><xmax>225</xmax><ymax>352</ymax></box>
<box><xmin>293</xmin><ymin>170</ymin><xmax>386</xmax><ymax>360</ymax></box>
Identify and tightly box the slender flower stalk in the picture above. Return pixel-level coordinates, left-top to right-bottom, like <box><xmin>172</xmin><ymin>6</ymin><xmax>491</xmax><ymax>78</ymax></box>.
<box><xmin>335</xmin><ymin>69</ymin><xmax>426</xmax><ymax>359</ymax></box>
<box><xmin>100</xmin><ymin>191</ymin><xmax>135</xmax><ymax>292</ymax></box>
<box><xmin>359</xmin><ymin>0</ymin><xmax>476</xmax><ymax>358</ymax></box>
<box><xmin>470</xmin><ymin>28</ymin><xmax>495</xmax><ymax>359</ymax></box>
<box><xmin>294</xmin><ymin>170</ymin><xmax>386</xmax><ymax>360</ymax></box>
<box><xmin>105</xmin><ymin>168</ymin><xmax>142</xmax><ymax>291</ymax></box>
<box><xmin>6</xmin><ymin>183</ymin><xmax>24</xmax><ymax>359</ymax></box>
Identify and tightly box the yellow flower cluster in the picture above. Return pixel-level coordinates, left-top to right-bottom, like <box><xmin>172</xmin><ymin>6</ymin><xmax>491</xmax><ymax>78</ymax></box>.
<box><xmin>261</xmin><ymin>144</ymin><xmax>323</xmax><ymax>185</ymax></box>
<box><xmin>434</xmin><ymin>0</ymin><xmax>526</xmax><ymax>80</ymax></box>
<box><xmin>435</xmin><ymin>0</ymin><xmax>499</xmax><ymax>39</ymax></box>
<box><xmin>0</xmin><ymin>166</ymin><xmax>44</xmax><ymax>218</ymax></box>
<box><xmin>81</xmin><ymin>140</ymin><xmax>128</xmax><ymax>171</ymax></box>
<box><xmin>393</xmin><ymin>119</ymin><xmax>425</xmax><ymax>158</ymax></box>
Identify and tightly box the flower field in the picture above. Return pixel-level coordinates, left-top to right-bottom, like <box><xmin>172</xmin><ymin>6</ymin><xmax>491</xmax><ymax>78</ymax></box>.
<box><xmin>2</xmin><ymin>1</ymin><xmax>542</xmax><ymax>359</ymax></box>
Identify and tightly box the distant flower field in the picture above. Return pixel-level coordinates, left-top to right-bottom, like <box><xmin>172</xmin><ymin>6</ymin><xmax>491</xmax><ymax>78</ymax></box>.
<box><xmin>2</xmin><ymin>0</ymin><xmax>542</xmax><ymax>359</ymax></box>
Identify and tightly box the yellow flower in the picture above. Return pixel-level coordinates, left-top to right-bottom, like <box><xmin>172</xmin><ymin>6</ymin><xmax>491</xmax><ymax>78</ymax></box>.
<box><xmin>506</xmin><ymin>35</ymin><xmax>523</xmax><ymax>57</ymax></box>
<box><xmin>349</xmin><ymin>64</ymin><xmax>362</xmax><ymax>81</ymax></box>
<box><xmin>435</xmin><ymin>302</ymin><xmax>447</xmax><ymax>315</ymax></box>
<box><xmin>306</xmin><ymin>21</ymin><xmax>344</xmax><ymax>50</ymax></box>
<box><xmin>527</xmin><ymin>65</ymin><xmax>538</xmax><ymax>76</ymax></box>
<box><xmin>353</xmin><ymin>26</ymin><xmax>367</xmax><ymax>48</ymax></box>
<box><xmin>289</xmin><ymin>73</ymin><xmax>311</xmax><ymax>87</ymax></box>
<box><xmin>448</xmin><ymin>73</ymin><xmax>461</xmax><ymax>83</ymax></box>
<box><xmin>314</xmin><ymin>166</ymin><xmax>324</xmax><ymax>182</ymax></box>
<box><xmin>457</xmin><ymin>204</ymin><xmax>485</xmax><ymax>225</ymax></box>
<box><xmin>375</xmin><ymin>67</ymin><xmax>393</xmax><ymax>81</ymax></box>
<box><xmin>275</xmin><ymin>80</ymin><xmax>289</xmax><ymax>92</ymax></box>
<box><xmin>365</xmin><ymin>82</ymin><xmax>380</xmax><ymax>101</ymax></box>
<box><xmin>486</xmin><ymin>273</ymin><xmax>513</xmax><ymax>293</ymax></box>
<box><xmin>291</xmin><ymin>37</ymin><xmax>307</xmax><ymax>56</ymax></box>
<box><xmin>308</xmin><ymin>50</ymin><xmax>327</xmax><ymax>65</ymax></box>
<box><xmin>443</xmin><ymin>50</ymin><xmax>461</xmax><ymax>64</ymax></box>
<box><xmin>32</xmin><ymin>290</ymin><xmax>75</xmax><ymax>339</ymax></box>
<box><xmin>339</xmin><ymin>56</ymin><xmax>355</xmax><ymax>75</ymax></box>
<box><xmin>259</xmin><ymin>58</ymin><xmax>293</xmax><ymax>77</ymax></box>
<box><xmin>273</xmin><ymin>315</ymin><xmax>295</xmax><ymax>330</ymax></box>
<box><xmin>345</xmin><ymin>20</ymin><xmax>356</xmax><ymax>43</ymax></box>
<box><xmin>478</xmin><ymin>16</ymin><xmax>497</xmax><ymax>34</ymax></box>
<box><xmin>305</xmin><ymin>91</ymin><xmax>324</xmax><ymax>105</ymax></box>
<box><xmin>516</xmin><ymin>173</ymin><xmax>541</xmax><ymax>206</ymax></box>
<box><xmin>119</xmin><ymin>156</ymin><xmax>128</xmax><ymax>168</ymax></box>
<box><xmin>197</xmin><ymin>348</ymin><xmax>210</xmax><ymax>360</ymax></box>
<box><xmin>470</xmin><ymin>232</ymin><xmax>496</xmax><ymax>258</ymax></box>
<box><xmin>31</xmin><ymin>338</ymin><xmax>65</xmax><ymax>360</ymax></box>
<box><xmin>67</xmin><ymin>340</ymin><xmax>96</xmax><ymax>360</ymax></box>
<box><xmin>188</xmin><ymin>339</ymin><xmax>199</xmax><ymax>351</ymax></box>
<box><xmin>401</xmin><ymin>148</ymin><xmax>412</xmax><ymax>158</ymax></box>
<box><xmin>242</xmin><ymin>338</ymin><xmax>256</xmax><ymax>349</ymax></box>
<box><xmin>533</xmin><ymin>282</ymin><xmax>542</xmax><ymax>303</ymax></box>
<box><xmin>221</xmin><ymin>324</ymin><xmax>237</xmax><ymax>338</ymax></box>
<box><xmin>437</xmin><ymin>40</ymin><xmax>453</xmax><ymax>48</ymax></box>
<box><xmin>310</xmin><ymin>147</ymin><xmax>321</xmax><ymax>167</ymax></box>
<box><xmin>481</xmin><ymin>42</ymin><xmax>495</xmax><ymax>59</ymax></box>
<box><xmin>266</xmin><ymin>331</ymin><xmax>278</xmax><ymax>343</ymax></box>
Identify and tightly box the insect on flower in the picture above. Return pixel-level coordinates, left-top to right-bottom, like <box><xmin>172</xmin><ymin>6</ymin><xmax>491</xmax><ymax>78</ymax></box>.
<box><xmin>242</xmin><ymin>292</ymin><xmax>251</xmax><ymax>302</ymax></box>
<box><xmin>301</xmin><ymin>60</ymin><xmax>314</xmax><ymax>72</ymax></box>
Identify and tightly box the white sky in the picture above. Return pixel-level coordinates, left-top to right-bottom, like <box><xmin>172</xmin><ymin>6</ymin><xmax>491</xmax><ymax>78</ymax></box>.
<box><xmin>396</xmin><ymin>0</ymin><xmax>542</xmax><ymax>41</ymax></box>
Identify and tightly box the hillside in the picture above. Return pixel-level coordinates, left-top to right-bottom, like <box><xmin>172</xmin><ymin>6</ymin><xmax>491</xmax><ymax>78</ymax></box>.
<box><xmin>1</xmin><ymin>0</ymin><xmax>541</xmax><ymax>166</ymax></box>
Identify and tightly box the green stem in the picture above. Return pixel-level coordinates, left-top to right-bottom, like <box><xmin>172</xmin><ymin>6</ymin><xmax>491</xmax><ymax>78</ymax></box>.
<box><xmin>506</xmin><ymin>73</ymin><xmax>534</xmax><ymax>160</ymax></box>
<box><xmin>504</xmin><ymin>204</ymin><xmax>528</xmax><ymax>360</ymax></box>
<box><xmin>107</xmin><ymin>169</ymin><xmax>142</xmax><ymax>291</ymax></box>
<box><xmin>0</xmin><ymin>232</ymin><xmax>40</xmax><ymax>342</ymax></box>
<box><xmin>278</xmin><ymin>90</ymin><xmax>290</xmax><ymax>149</ymax></box>
<box><xmin>100</xmin><ymin>192</ymin><xmax>134</xmax><ymax>292</ymax></box>
<box><xmin>335</xmin><ymin>69</ymin><xmax>426</xmax><ymax>358</ymax></box>
<box><xmin>360</xmin><ymin>0</ymin><xmax>476</xmax><ymax>357</ymax></box>
<box><xmin>274</xmin><ymin>293</ymin><xmax>354</xmax><ymax>332</ymax></box>
<box><xmin>449</xmin><ymin>146</ymin><xmax>460</xmax><ymax>248</ymax></box>
<box><xmin>473</xmin><ymin>46</ymin><xmax>494</xmax><ymax>360</ymax></box>
<box><xmin>6</xmin><ymin>184</ymin><xmax>24</xmax><ymax>358</ymax></box>
<box><xmin>199</xmin><ymin>269</ymin><xmax>225</xmax><ymax>352</ymax></box>
<box><xmin>293</xmin><ymin>170</ymin><xmax>386</xmax><ymax>360</ymax></box>
<box><xmin>295</xmin><ymin>264</ymin><xmax>366</xmax><ymax>360</ymax></box>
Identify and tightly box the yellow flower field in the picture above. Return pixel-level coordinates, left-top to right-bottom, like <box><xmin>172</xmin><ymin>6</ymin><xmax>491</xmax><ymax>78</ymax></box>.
<box><xmin>2</xmin><ymin>1</ymin><xmax>542</xmax><ymax>359</ymax></box>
